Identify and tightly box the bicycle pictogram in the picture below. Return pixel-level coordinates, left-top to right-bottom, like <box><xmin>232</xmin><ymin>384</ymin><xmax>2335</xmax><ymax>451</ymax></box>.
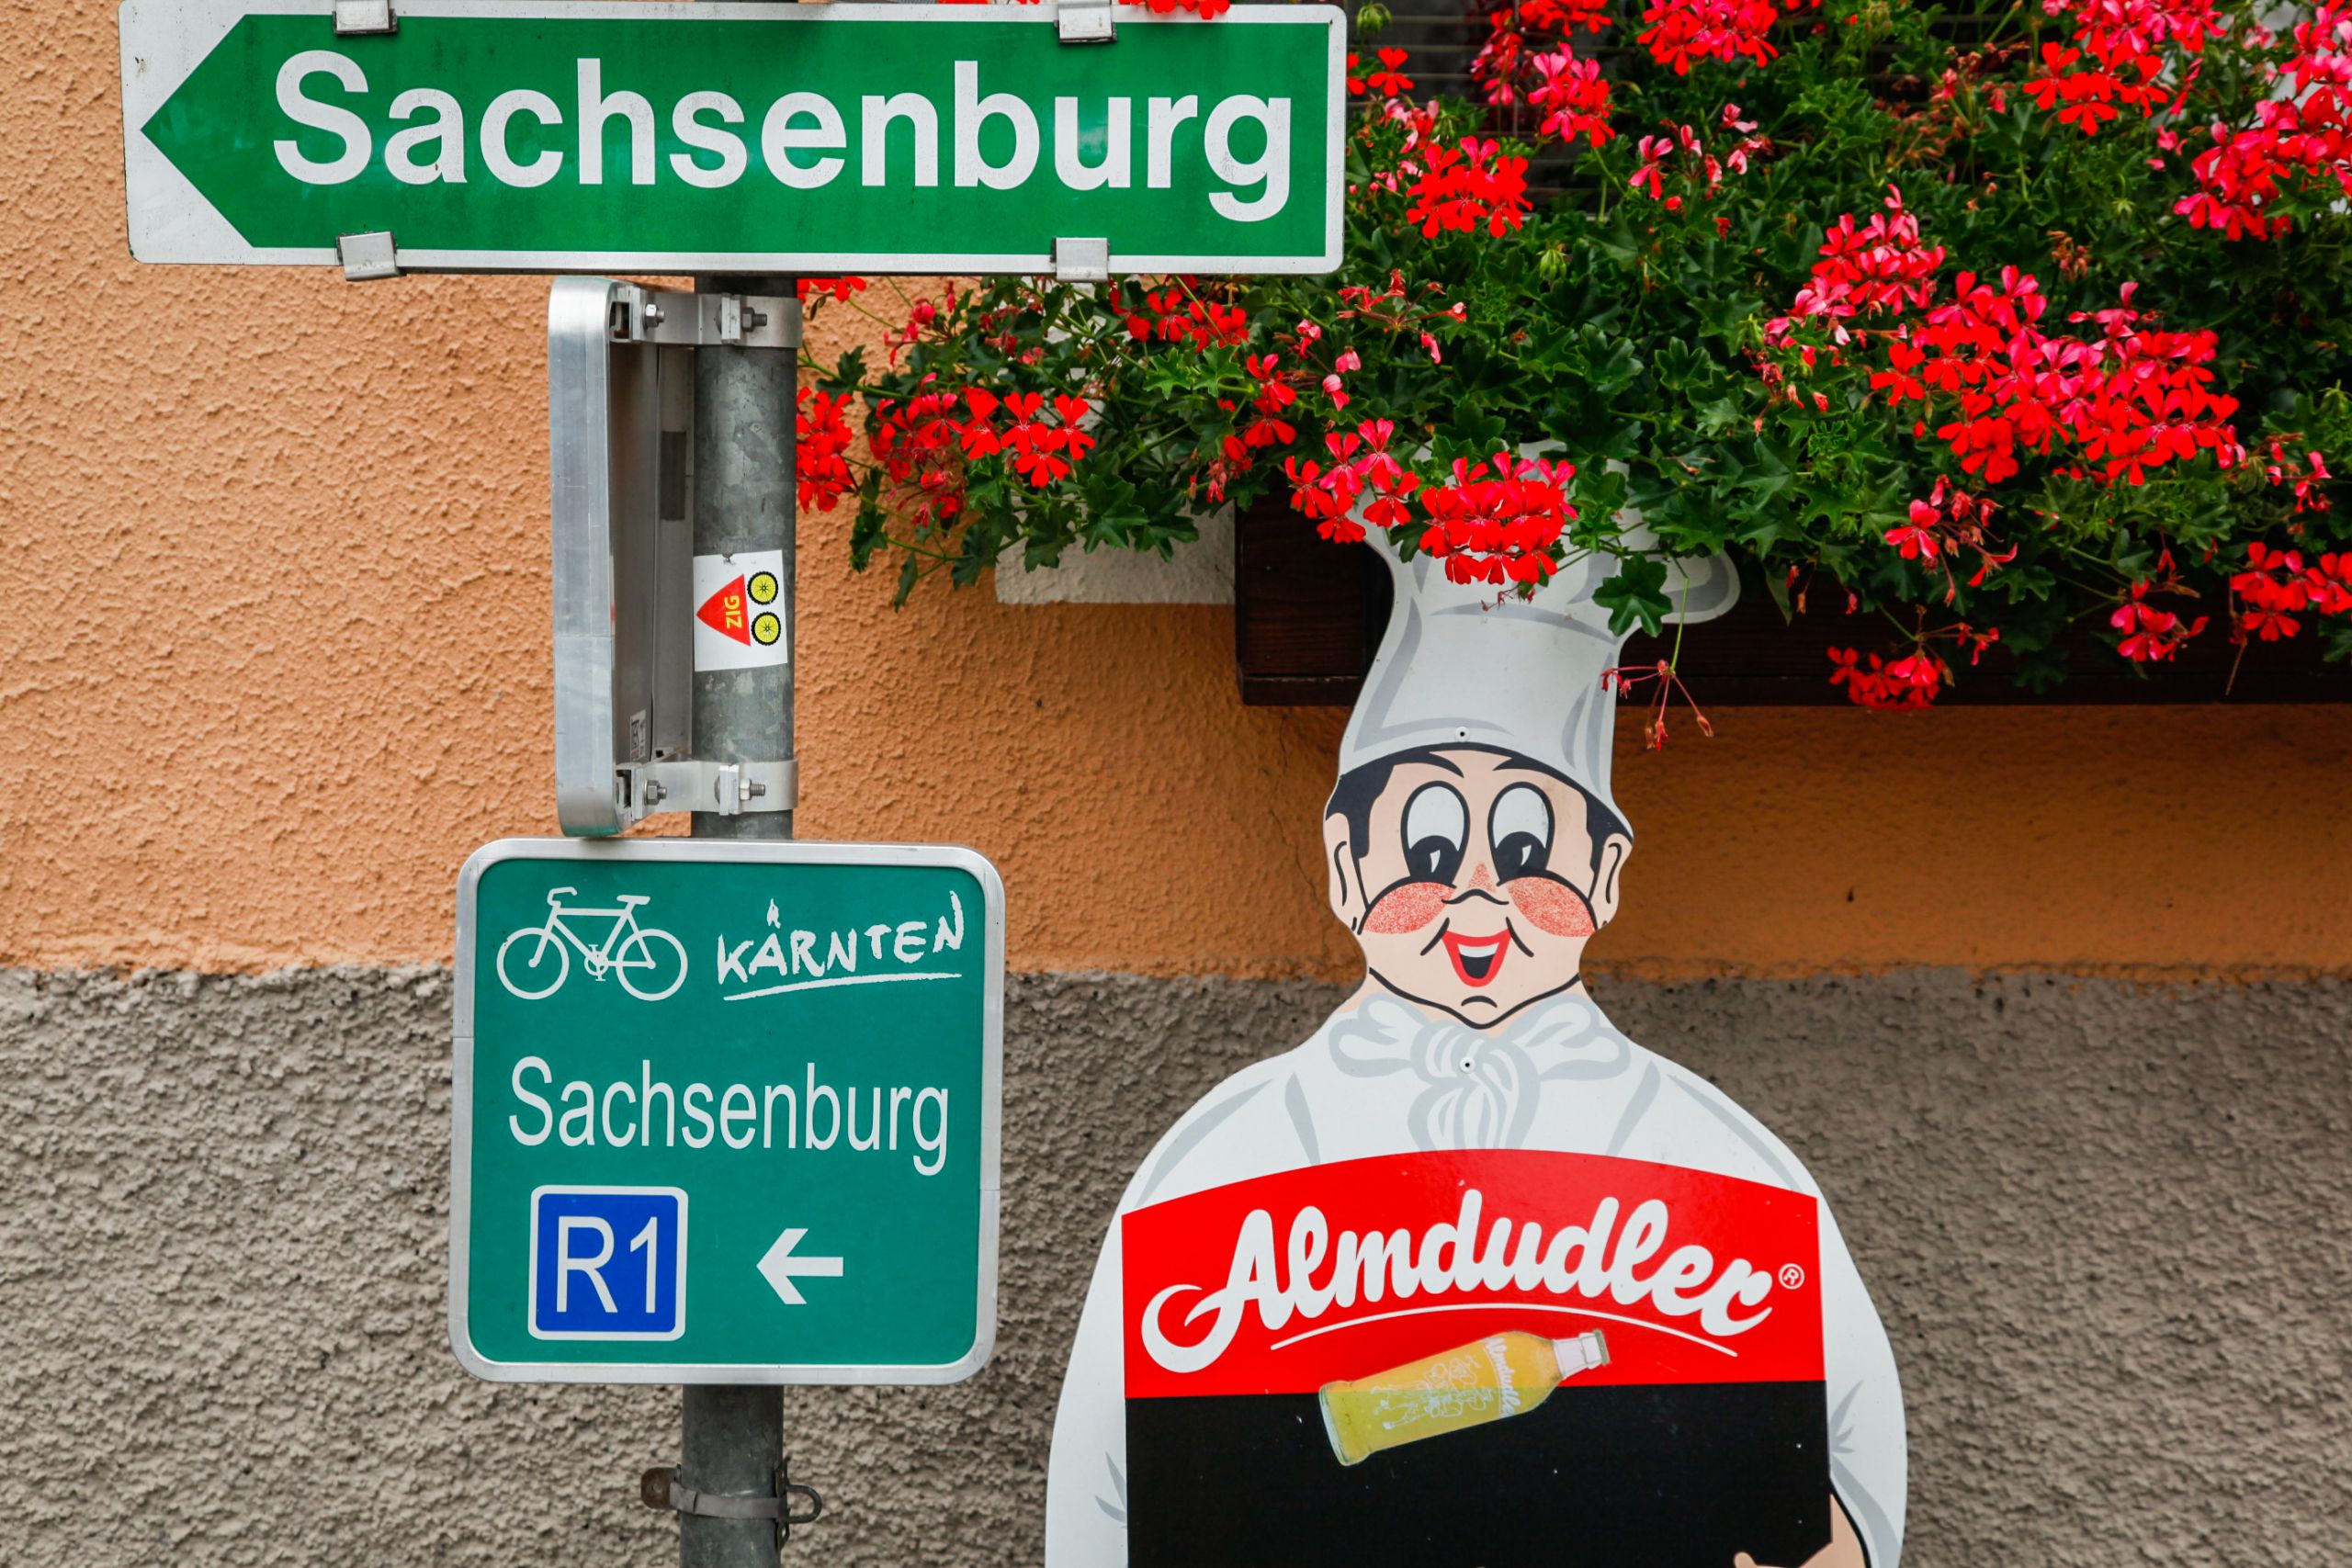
<box><xmin>496</xmin><ymin>887</ymin><xmax>688</xmax><ymax>1001</ymax></box>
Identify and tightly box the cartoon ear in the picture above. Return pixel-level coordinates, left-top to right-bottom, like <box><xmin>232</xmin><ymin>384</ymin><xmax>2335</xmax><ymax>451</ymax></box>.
<box><xmin>1657</xmin><ymin>547</ymin><xmax>1741</xmax><ymax>626</ymax></box>
<box><xmin>1322</xmin><ymin>813</ymin><xmax>1367</xmax><ymax>930</ymax></box>
<box><xmin>1589</xmin><ymin>833</ymin><xmax>1631</xmax><ymax>927</ymax></box>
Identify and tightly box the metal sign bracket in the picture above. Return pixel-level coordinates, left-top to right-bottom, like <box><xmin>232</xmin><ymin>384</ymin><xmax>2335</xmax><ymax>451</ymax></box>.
<box><xmin>1054</xmin><ymin>237</ymin><xmax>1111</xmax><ymax>283</ymax></box>
<box><xmin>336</xmin><ymin>231</ymin><xmax>400</xmax><ymax>282</ymax></box>
<box><xmin>333</xmin><ymin>0</ymin><xmax>397</xmax><ymax>35</ymax></box>
<box><xmin>1057</xmin><ymin>0</ymin><xmax>1117</xmax><ymax>42</ymax></box>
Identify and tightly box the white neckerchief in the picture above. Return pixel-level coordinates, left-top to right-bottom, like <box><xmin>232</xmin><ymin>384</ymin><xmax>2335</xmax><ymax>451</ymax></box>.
<box><xmin>1322</xmin><ymin>987</ymin><xmax>1634</xmax><ymax>1151</ymax></box>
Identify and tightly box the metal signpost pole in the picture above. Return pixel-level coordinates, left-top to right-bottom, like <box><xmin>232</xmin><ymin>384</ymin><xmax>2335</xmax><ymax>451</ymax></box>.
<box><xmin>691</xmin><ymin>15</ymin><xmax>795</xmax><ymax>1568</ymax></box>
<box><xmin>682</xmin><ymin>266</ymin><xmax>796</xmax><ymax>1566</ymax></box>
<box><xmin>693</xmin><ymin>19</ymin><xmax>794</xmax><ymax>1567</ymax></box>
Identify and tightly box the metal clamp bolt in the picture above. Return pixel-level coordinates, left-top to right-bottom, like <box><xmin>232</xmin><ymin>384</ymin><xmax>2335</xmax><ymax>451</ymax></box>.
<box><xmin>616</xmin><ymin>759</ymin><xmax>797</xmax><ymax>824</ymax></box>
<box><xmin>604</xmin><ymin>285</ymin><xmax>801</xmax><ymax>350</ymax></box>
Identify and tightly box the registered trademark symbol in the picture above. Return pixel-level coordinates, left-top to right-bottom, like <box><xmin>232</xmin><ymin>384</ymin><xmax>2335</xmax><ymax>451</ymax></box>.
<box><xmin>1779</xmin><ymin>1263</ymin><xmax>1805</xmax><ymax>1290</ymax></box>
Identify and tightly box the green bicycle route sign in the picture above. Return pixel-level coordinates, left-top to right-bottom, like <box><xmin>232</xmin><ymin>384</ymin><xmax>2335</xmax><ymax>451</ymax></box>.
<box><xmin>119</xmin><ymin>0</ymin><xmax>1344</xmax><ymax>275</ymax></box>
<box><xmin>451</xmin><ymin>838</ymin><xmax>1004</xmax><ymax>1383</ymax></box>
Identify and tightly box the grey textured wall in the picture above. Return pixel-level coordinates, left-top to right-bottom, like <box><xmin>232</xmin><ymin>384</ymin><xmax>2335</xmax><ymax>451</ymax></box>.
<box><xmin>2</xmin><ymin>966</ymin><xmax>2346</xmax><ymax>1566</ymax></box>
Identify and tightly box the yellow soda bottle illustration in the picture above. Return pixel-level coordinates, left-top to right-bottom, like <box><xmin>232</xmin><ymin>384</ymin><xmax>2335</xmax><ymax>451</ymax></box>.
<box><xmin>1318</xmin><ymin>1328</ymin><xmax>1611</xmax><ymax>1466</ymax></box>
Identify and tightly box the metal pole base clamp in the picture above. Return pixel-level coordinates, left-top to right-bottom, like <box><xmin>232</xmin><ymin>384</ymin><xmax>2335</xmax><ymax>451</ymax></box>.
<box><xmin>641</xmin><ymin>1465</ymin><xmax>821</xmax><ymax>1547</ymax></box>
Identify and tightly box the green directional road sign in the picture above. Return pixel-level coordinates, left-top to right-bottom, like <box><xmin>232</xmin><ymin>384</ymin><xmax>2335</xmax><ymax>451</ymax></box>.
<box><xmin>119</xmin><ymin>0</ymin><xmax>1343</xmax><ymax>275</ymax></box>
<box><xmin>451</xmin><ymin>838</ymin><xmax>1004</xmax><ymax>1383</ymax></box>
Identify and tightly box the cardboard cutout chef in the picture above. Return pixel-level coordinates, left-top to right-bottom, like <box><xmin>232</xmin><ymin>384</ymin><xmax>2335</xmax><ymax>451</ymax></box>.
<box><xmin>1046</xmin><ymin>532</ymin><xmax>1907</xmax><ymax>1568</ymax></box>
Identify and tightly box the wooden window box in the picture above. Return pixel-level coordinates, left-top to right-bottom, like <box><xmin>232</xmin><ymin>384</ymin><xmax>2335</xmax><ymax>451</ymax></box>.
<box><xmin>1233</xmin><ymin>498</ymin><xmax>2351</xmax><ymax>706</ymax></box>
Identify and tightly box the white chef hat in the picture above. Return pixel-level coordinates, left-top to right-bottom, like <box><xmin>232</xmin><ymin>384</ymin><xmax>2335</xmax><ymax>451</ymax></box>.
<box><xmin>1335</xmin><ymin>514</ymin><xmax>1740</xmax><ymax>832</ymax></box>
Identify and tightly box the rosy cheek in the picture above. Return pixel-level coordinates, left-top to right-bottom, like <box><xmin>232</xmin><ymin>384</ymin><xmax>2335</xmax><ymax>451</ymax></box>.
<box><xmin>1363</xmin><ymin>881</ymin><xmax>1452</xmax><ymax>934</ymax></box>
<box><xmin>1508</xmin><ymin>876</ymin><xmax>1597</xmax><ymax>937</ymax></box>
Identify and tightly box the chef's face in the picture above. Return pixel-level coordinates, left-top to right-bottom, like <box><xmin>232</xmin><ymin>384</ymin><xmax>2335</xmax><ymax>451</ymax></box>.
<box><xmin>1324</xmin><ymin>749</ymin><xmax>1629</xmax><ymax>1028</ymax></box>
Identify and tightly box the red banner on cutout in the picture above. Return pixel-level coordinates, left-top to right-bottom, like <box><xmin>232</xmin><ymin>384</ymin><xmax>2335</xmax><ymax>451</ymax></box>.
<box><xmin>1122</xmin><ymin>1150</ymin><xmax>1822</xmax><ymax>1398</ymax></box>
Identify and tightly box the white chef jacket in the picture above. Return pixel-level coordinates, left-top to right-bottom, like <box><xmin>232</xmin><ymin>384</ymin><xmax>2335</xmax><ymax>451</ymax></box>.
<box><xmin>1044</xmin><ymin>987</ymin><xmax>1907</xmax><ymax>1567</ymax></box>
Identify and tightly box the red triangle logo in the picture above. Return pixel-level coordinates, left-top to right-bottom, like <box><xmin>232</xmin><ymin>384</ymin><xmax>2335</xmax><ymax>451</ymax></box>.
<box><xmin>697</xmin><ymin>575</ymin><xmax>751</xmax><ymax>644</ymax></box>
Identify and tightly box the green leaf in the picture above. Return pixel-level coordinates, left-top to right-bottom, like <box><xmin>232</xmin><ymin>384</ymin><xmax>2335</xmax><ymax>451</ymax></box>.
<box><xmin>1594</xmin><ymin>555</ymin><xmax>1671</xmax><ymax>637</ymax></box>
<box><xmin>1571</xmin><ymin>326</ymin><xmax>1643</xmax><ymax>395</ymax></box>
<box><xmin>823</xmin><ymin>346</ymin><xmax>869</xmax><ymax>395</ymax></box>
<box><xmin>1694</xmin><ymin>396</ymin><xmax>1744</xmax><ymax>437</ymax></box>
<box><xmin>1435</xmin><ymin>408</ymin><xmax>1511</xmax><ymax>459</ymax></box>
<box><xmin>1651</xmin><ymin>339</ymin><xmax>1713</xmax><ymax>393</ymax></box>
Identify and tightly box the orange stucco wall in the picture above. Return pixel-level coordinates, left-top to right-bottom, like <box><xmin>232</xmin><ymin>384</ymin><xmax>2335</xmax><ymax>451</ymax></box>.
<box><xmin>4</xmin><ymin>1</ymin><xmax>2348</xmax><ymax>978</ymax></box>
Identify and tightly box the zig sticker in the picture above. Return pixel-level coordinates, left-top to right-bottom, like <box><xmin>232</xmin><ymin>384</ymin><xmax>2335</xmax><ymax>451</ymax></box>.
<box><xmin>692</xmin><ymin>551</ymin><xmax>788</xmax><ymax>671</ymax></box>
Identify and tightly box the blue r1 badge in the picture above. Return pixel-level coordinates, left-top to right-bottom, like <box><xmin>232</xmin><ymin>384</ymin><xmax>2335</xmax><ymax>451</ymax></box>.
<box><xmin>528</xmin><ymin>1186</ymin><xmax>687</xmax><ymax>1340</ymax></box>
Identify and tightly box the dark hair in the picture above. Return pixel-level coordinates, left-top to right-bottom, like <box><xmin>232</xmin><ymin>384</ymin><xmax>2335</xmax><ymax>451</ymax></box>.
<box><xmin>1324</xmin><ymin>744</ymin><xmax>1629</xmax><ymax>878</ymax></box>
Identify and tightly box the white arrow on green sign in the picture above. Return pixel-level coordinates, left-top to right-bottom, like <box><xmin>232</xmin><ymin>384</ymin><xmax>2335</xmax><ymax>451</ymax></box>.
<box><xmin>450</xmin><ymin>838</ymin><xmax>1005</xmax><ymax>1383</ymax></box>
<box><xmin>119</xmin><ymin>0</ymin><xmax>1345</xmax><ymax>275</ymax></box>
<box><xmin>755</xmin><ymin>1227</ymin><xmax>844</xmax><ymax>1307</ymax></box>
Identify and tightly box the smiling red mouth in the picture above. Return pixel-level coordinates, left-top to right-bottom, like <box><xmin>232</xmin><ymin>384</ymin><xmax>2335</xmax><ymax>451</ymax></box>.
<box><xmin>1442</xmin><ymin>930</ymin><xmax>1510</xmax><ymax>987</ymax></box>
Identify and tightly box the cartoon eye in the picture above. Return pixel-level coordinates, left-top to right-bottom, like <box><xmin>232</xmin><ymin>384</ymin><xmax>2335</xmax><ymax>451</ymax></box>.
<box><xmin>1401</xmin><ymin>784</ymin><xmax>1468</xmax><ymax>883</ymax></box>
<box><xmin>1489</xmin><ymin>784</ymin><xmax>1554</xmax><ymax>881</ymax></box>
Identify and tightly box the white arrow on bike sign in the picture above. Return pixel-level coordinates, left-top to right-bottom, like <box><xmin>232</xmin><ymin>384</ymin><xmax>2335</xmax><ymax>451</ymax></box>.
<box><xmin>451</xmin><ymin>836</ymin><xmax>1005</xmax><ymax>1384</ymax></box>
